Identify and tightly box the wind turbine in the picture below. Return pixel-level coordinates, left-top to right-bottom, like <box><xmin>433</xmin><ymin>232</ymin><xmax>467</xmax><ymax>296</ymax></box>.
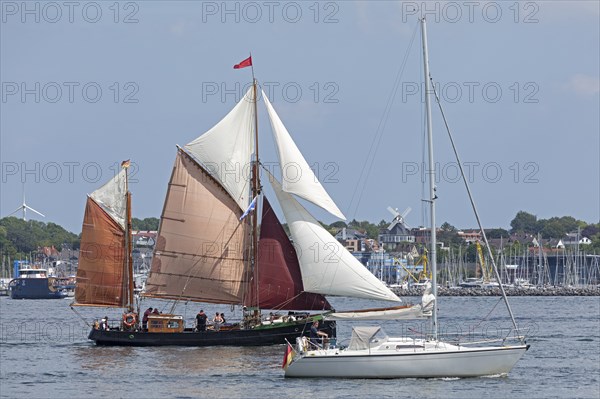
<box><xmin>8</xmin><ymin>184</ymin><xmax>45</xmax><ymax>221</ymax></box>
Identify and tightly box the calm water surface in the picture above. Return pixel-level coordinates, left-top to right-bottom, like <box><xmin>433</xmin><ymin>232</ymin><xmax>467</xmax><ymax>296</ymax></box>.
<box><xmin>1</xmin><ymin>296</ymin><xmax>598</xmax><ymax>399</ymax></box>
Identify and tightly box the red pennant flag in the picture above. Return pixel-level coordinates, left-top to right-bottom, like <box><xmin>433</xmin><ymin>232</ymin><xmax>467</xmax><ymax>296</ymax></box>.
<box><xmin>233</xmin><ymin>56</ymin><xmax>252</xmax><ymax>69</ymax></box>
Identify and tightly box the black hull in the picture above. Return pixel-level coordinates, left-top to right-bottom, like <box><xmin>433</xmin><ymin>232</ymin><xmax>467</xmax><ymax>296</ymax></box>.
<box><xmin>88</xmin><ymin>320</ymin><xmax>336</xmax><ymax>347</ymax></box>
<box><xmin>9</xmin><ymin>278</ymin><xmax>67</xmax><ymax>300</ymax></box>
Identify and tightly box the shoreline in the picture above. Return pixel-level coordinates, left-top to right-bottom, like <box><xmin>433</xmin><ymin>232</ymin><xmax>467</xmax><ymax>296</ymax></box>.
<box><xmin>392</xmin><ymin>286</ymin><xmax>600</xmax><ymax>297</ymax></box>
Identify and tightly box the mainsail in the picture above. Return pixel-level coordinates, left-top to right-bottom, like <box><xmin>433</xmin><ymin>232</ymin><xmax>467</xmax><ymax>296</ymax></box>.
<box><xmin>267</xmin><ymin>172</ymin><xmax>400</xmax><ymax>303</ymax></box>
<box><xmin>144</xmin><ymin>149</ymin><xmax>250</xmax><ymax>304</ymax></box>
<box><xmin>245</xmin><ymin>197</ymin><xmax>332</xmax><ymax>311</ymax></box>
<box><xmin>74</xmin><ymin>169</ymin><xmax>129</xmax><ymax>307</ymax></box>
<box><xmin>263</xmin><ymin>90</ymin><xmax>346</xmax><ymax>220</ymax></box>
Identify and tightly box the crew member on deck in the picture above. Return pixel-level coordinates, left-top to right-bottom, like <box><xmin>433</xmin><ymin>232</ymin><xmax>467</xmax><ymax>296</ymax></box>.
<box><xmin>309</xmin><ymin>320</ymin><xmax>327</xmax><ymax>348</ymax></box>
<box><xmin>196</xmin><ymin>309</ymin><xmax>207</xmax><ymax>332</ymax></box>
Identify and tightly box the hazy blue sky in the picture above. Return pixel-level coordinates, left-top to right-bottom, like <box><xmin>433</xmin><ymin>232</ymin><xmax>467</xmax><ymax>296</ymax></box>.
<box><xmin>1</xmin><ymin>1</ymin><xmax>599</xmax><ymax>234</ymax></box>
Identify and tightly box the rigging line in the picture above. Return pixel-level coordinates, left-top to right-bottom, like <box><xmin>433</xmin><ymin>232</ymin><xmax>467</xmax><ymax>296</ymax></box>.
<box><xmin>347</xmin><ymin>20</ymin><xmax>420</xmax><ymax>219</ymax></box>
<box><xmin>430</xmin><ymin>78</ymin><xmax>522</xmax><ymax>342</ymax></box>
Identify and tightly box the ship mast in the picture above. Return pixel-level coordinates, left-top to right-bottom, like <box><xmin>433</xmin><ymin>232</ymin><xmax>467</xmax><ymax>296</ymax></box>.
<box><xmin>124</xmin><ymin>165</ymin><xmax>134</xmax><ymax>313</ymax></box>
<box><xmin>251</xmin><ymin>74</ymin><xmax>261</xmax><ymax>310</ymax></box>
<box><xmin>421</xmin><ymin>17</ymin><xmax>438</xmax><ymax>341</ymax></box>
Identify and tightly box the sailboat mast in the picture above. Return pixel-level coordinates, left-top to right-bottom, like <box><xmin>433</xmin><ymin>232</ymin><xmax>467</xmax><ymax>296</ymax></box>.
<box><xmin>251</xmin><ymin>77</ymin><xmax>261</xmax><ymax>308</ymax></box>
<box><xmin>421</xmin><ymin>17</ymin><xmax>438</xmax><ymax>340</ymax></box>
<box><xmin>124</xmin><ymin>166</ymin><xmax>134</xmax><ymax>313</ymax></box>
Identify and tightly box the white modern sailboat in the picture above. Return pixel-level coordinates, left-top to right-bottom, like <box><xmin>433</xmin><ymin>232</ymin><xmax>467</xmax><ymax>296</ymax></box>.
<box><xmin>282</xmin><ymin>18</ymin><xmax>529</xmax><ymax>378</ymax></box>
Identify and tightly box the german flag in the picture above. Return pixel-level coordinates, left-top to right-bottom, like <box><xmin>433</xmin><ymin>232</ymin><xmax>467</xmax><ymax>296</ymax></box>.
<box><xmin>282</xmin><ymin>342</ymin><xmax>294</xmax><ymax>369</ymax></box>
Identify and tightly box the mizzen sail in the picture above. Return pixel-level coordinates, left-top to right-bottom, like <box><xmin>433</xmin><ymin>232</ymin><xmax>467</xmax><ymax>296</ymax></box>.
<box><xmin>74</xmin><ymin>169</ymin><xmax>128</xmax><ymax>307</ymax></box>
<box><xmin>144</xmin><ymin>149</ymin><xmax>250</xmax><ymax>304</ymax></box>
<box><xmin>262</xmin><ymin>90</ymin><xmax>346</xmax><ymax>220</ymax></box>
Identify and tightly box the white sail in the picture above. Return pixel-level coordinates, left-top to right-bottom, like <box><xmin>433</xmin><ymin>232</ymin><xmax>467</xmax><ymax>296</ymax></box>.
<box><xmin>262</xmin><ymin>90</ymin><xmax>346</xmax><ymax>220</ymax></box>
<box><xmin>268</xmin><ymin>173</ymin><xmax>400</xmax><ymax>302</ymax></box>
<box><xmin>89</xmin><ymin>168</ymin><xmax>127</xmax><ymax>229</ymax></box>
<box><xmin>185</xmin><ymin>87</ymin><xmax>255</xmax><ymax>211</ymax></box>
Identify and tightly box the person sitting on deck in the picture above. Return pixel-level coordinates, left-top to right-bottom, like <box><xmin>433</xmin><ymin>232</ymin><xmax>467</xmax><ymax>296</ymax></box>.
<box><xmin>196</xmin><ymin>309</ymin><xmax>207</xmax><ymax>332</ymax></box>
<box><xmin>220</xmin><ymin>313</ymin><xmax>226</xmax><ymax>325</ymax></box>
<box><xmin>309</xmin><ymin>320</ymin><xmax>328</xmax><ymax>349</ymax></box>
<box><xmin>100</xmin><ymin>316</ymin><xmax>110</xmax><ymax>331</ymax></box>
<box><xmin>213</xmin><ymin>312</ymin><xmax>223</xmax><ymax>331</ymax></box>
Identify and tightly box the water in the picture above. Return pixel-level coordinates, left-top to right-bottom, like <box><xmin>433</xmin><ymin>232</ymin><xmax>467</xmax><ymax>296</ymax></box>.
<box><xmin>1</xmin><ymin>296</ymin><xmax>599</xmax><ymax>399</ymax></box>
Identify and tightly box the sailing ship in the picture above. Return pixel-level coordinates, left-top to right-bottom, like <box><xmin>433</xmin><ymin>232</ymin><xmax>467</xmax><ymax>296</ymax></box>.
<box><xmin>73</xmin><ymin>77</ymin><xmax>347</xmax><ymax>346</ymax></box>
<box><xmin>282</xmin><ymin>18</ymin><xmax>529</xmax><ymax>378</ymax></box>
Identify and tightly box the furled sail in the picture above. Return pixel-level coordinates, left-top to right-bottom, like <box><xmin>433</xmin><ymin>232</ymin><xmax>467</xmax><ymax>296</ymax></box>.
<box><xmin>185</xmin><ymin>87</ymin><xmax>255</xmax><ymax>211</ymax></box>
<box><xmin>74</xmin><ymin>169</ymin><xmax>128</xmax><ymax>307</ymax></box>
<box><xmin>245</xmin><ymin>197</ymin><xmax>332</xmax><ymax>311</ymax></box>
<box><xmin>144</xmin><ymin>149</ymin><xmax>250</xmax><ymax>304</ymax></box>
<box><xmin>268</xmin><ymin>173</ymin><xmax>400</xmax><ymax>302</ymax></box>
<box><xmin>262</xmin><ymin>90</ymin><xmax>346</xmax><ymax>220</ymax></box>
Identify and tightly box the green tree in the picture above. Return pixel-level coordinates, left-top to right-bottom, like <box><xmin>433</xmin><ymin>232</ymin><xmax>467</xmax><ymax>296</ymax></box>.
<box><xmin>132</xmin><ymin>217</ymin><xmax>159</xmax><ymax>231</ymax></box>
<box><xmin>510</xmin><ymin>211</ymin><xmax>538</xmax><ymax>234</ymax></box>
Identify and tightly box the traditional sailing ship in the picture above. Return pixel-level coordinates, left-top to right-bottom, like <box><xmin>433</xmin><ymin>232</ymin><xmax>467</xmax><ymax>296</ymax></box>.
<box><xmin>282</xmin><ymin>18</ymin><xmax>529</xmax><ymax>378</ymax></box>
<box><xmin>73</xmin><ymin>74</ymin><xmax>354</xmax><ymax>345</ymax></box>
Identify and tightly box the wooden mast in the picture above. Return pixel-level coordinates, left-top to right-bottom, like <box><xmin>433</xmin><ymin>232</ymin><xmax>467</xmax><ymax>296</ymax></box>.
<box><xmin>251</xmin><ymin>57</ymin><xmax>261</xmax><ymax>310</ymax></box>
<box><xmin>124</xmin><ymin>164</ymin><xmax>134</xmax><ymax>313</ymax></box>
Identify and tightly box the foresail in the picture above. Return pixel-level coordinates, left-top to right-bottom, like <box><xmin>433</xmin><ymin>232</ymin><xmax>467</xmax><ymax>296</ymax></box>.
<box><xmin>185</xmin><ymin>87</ymin><xmax>255</xmax><ymax>211</ymax></box>
<box><xmin>143</xmin><ymin>149</ymin><xmax>249</xmax><ymax>304</ymax></box>
<box><xmin>246</xmin><ymin>197</ymin><xmax>332</xmax><ymax>311</ymax></box>
<box><xmin>262</xmin><ymin>90</ymin><xmax>346</xmax><ymax>220</ymax></box>
<box><xmin>74</xmin><ymin>196</ymin><xmax>128</xmax><ymax>307</ymax></box>
<box><xmin>89</xmin><ymin>168</ymin><xmax>127</xmax><ymax>229</ymax></box>
<box><xmin>268</xmin><ymin>173</ymin><xmax>400</xmax><ymax>303</ymax></box>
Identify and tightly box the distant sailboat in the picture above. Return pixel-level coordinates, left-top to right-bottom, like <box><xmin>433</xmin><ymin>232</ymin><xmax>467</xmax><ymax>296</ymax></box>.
<box><xmin>282</xmin><ymin>18</ymin><xmax>529</xmax><ymax>378</ymax></box>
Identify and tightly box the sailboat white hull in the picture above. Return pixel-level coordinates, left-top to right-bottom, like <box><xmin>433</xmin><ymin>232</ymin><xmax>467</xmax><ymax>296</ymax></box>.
<box><xmin>285</xmin><ymin>339</ymin><xmax>529</xmax><ymax>378</ymax></box>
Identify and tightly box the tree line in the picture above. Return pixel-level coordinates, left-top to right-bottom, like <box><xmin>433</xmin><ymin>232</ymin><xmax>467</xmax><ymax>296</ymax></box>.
<box><xmin>0</xmin><ymin>216</ymin><xmax>160</xmax><ymax>260</ymax></box>
<box><xmin>1</xmin><ymin>211</ymin><xmax>598</xmax><ymax>260</ymax></box>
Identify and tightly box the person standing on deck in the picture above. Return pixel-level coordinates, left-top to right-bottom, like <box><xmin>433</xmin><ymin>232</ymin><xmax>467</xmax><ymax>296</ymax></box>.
<box><xmin>142</xmin><ymin>307</ymin><xmax>153</xmax><ymax>331</ymax></box>
<box><xmin>196</xmin><ymin>310</ymin><xmax>207</xmax><ymax>332</ymax></box>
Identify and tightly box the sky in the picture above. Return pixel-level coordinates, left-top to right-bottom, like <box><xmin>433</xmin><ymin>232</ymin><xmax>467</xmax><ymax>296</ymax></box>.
<box><xmin>1</xmin><ymin>1</ymin><xmax>599</xmax><ymax>234</ymax></box>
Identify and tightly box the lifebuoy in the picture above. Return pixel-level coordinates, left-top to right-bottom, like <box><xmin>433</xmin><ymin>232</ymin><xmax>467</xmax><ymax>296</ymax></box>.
<box><xmin>123</xmin><ymin>313</ymin><xmax>138</xmax><ymax>328</ymax></box>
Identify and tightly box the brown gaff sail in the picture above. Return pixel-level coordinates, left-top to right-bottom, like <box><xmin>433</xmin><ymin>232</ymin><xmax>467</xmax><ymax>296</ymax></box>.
<box><xmin>144</xmin><ymin>149</ymin><xmax>250</xmax><ymax>304</ymax></box>
<box><xmin>245</xmin><ymin>197</ymin><xmax>331</xmax><ymax>311</ymax></box>
<box><xmin>75</xmin><ymin>196</ymin><xmax>128</xmax><ymax>307</ymax></box>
